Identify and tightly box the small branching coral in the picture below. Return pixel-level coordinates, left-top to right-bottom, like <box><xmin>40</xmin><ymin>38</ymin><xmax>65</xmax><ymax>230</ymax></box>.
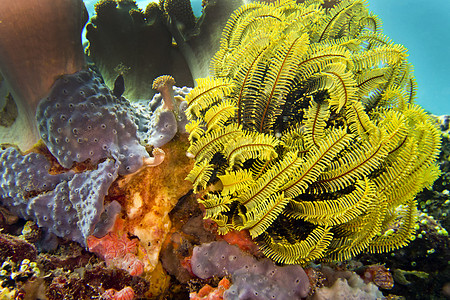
<box><xmin>184</xmin><ymin>0</ymin><xmax>441</xmax><ymax>264</ymax></box>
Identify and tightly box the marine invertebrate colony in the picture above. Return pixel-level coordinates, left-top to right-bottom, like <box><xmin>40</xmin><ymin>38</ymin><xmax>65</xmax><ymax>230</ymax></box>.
<box><xmin>185</xmin><ymin>0</ymin><xmax>441</xmax><ymax>264</ymax></box>
<box><xmin>0</xmin><ymin>147</ymin><xmax>121</xmax><ymax>247</ymax></box>
<box><xmin>36</xmin><ymin>69</ymin><xmax>150</xmax><ymax>175</ymax></box>
<box><xmin>131</xmin><ymin>75</ymin><xmax>192</xmax><ymax>147</ymax></box>
<box><xmin>190</xmin><ymin>241</ymin><xmax>311</xmax><ymax>299</ymax></box>
<box><xmin>162</xmin><ymin>0</ymin><xmax>249</xmax><ymax>79</ymax></box>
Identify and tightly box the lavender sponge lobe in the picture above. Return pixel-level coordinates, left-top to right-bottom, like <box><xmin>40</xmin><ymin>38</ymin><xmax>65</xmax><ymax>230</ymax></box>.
<box><xmin>36</xmin><ymin>69</ymin><xmax>149</xmax><ymax>175</ymax></box>
<box><xmin>191</xmin><ymin>241</ymin><xmax>310</xmax><ymax>299</ymax></box>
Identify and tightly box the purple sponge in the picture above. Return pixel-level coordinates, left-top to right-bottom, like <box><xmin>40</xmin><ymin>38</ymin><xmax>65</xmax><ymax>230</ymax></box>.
<box><xmin>0</xmin><ymin>147</ymin><xmax>73</xmax><ymax>217</ymax></box>
<box><xmin>0</xmin><ymin>147</ymin><xmax>121</xmax><ymax>247</ymax></box>
<box><xmin>191</xmin><ymin>241</ymin><xmax>310</xmax><ymax>300</ymax></box>
<box><xmin>131</xmin><ymin>85</ymin><xmax>191</xmax><ymax>147</ymax></box>
<box><xmin>27</xmin><ymin>159</ymin><xmax>120</xmax><ymax>246</ymax></box>
<box><xmin>36</xmin><ymin>69</ymin><xmax>149</xmax><ymax>175</ymax></box>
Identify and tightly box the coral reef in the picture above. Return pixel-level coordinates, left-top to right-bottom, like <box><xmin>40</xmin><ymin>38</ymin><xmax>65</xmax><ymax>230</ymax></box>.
<box><xmin>358</xmin><ymin>264</ymin><xmax>394</xmax><ymax>290</ymax></box>
<box><xmin>160</xmin><ymin>191</ymin><xmax>217</xmax><ymax>284</ymax></box>
<box><xmin>190</xmin><ymin>241</ymin><xmax>310</xmax><ymax>299</ymax></box>
<box><xmin>0</xmin><ymin>258</ymin><xmax>46</xmax><ymax>300</ymax></box>
<box><xmin>312</xmin><ymin>276</ymin><xmax>384</xmax><ymax>300</ymax></box>
<box><xmin>0</xmin><ymin>234</ymin><xmax>37</xmax><ymax>263</ymax></box>
<box><xmin>165</xmin><ymin>0</ymin><xmax>248</xmax><ymax>79</ymax></box>
<box><xmin>1</xmin><ymin>66</ymin><xmax>193</xmax><ymax>295</ymax></box>
<box><xmin>0</xmin><ymin>206</ymin><xmax>19</xmax><ymax>233</ymax></box>
<box><xmin>358</xmin><ymin>211</ymin><xmax>450</xmax><ymax>299</ymax></box>
<box><xmin>100</xmin><ymin>286</ymin><xmax>135</xmax><ymax>300</ymax></box>
<box><xmin>0</xmin><ymin>146</ymin><xmax>120</xmax><ymax>246</ymax></box>
<box><xmin>190</xmin><ymin>277</ymin><xmax>231</xmax><ymax>300</ymax></box>
<box><xmin>185</xmin><ymin>0</ymin><xmax>441</xmax><ymax>264</ymax></box>
<box><xmin>85</xmin><ymin>0</ymin><xmax>193</xmax><ymax>100</ymax></box>
<box><xmin>87</xmin><ymin>232</ymin><xmax>145</xmax><ymax>276</ymax></box>
<box><xmin>46</xmin><ymin>264</ymin><xmax>149</xmax><ymax>300</ymax></box>
<box><xmin>351</xmin><ymin>115</ymin><xmax>450</xmax><ymax>299</ymax></box>
<box><xmin>102</xmin><ymin>137</ymin><xmax>194</xmax><ymax>274</ymax></box>
<box><xmin>306</xmin><ymin>264</ymin><xmax>388</xmax><ymax>299</ymax></box>
<box><xmin>159</xmin><ymin>0</ymin><xmax>197</xmax><ymax>32</ymax></box>
<box><xmin>0</xmin><ymin>0</ymin><xmax>447</xmax><ymax>298</ymax></box>
<box><xmin>415</xmin><ymin>115</ymin><xmax>450</xmax><ymax>230</ymax></box>
<box><xmin>36</xmin><ymin>69</ymin><xmax>150</xmax><ymax>175</ymax></box>
<box><xmin>20</xmin><ymin>221</ymin><xmax>42</xmax><ymax>244</ymax></box>
<box><xmin>86</xmin><ymin>0</ymin><xmax>247</xmax><ymax>96</ymax></box>
<box><xmin>0</xmin><ymin>0</ymin><xmax>87</xmax><ymax>150</ymax></box>
<box><xmin>131</xmin><ymin>75</ymin><xmax>192</xmax><ymax>147</ymax></box>
<box><xmin>0</xmin><ymin>232</ymin><xmax>149</xmax><ymax>299</ymax></box>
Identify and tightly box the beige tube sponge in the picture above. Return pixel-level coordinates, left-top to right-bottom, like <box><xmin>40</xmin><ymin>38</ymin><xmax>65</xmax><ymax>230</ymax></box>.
<box><xmin>0</xmin><ymin>0</ymin><xmax>87</xmax><ymax>150</ymax></box>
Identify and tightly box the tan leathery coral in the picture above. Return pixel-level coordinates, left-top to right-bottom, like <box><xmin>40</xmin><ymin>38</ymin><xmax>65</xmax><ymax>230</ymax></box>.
<box><xmin>0</xmin><ymin>0</ymin><xmax>87</xmax><ymax>150</ymax></box>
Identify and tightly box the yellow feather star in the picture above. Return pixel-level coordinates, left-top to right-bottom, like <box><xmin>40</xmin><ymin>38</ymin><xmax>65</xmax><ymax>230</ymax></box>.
<box><xmin>184</xmin><ymin>0</ymin><xmax>441</xmax><ymax>265</ymax></box>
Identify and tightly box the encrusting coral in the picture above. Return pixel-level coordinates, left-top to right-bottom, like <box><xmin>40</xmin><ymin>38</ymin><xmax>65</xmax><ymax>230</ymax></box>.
<box><xmin>159</xmin><ymin>0</ymin><xmax>197</xmax><ymax>32</ymax></box>
<box><xmin>100</xmin><ymin>136</ymin><xmax>194</xmax><ymax>275</ymax></box>
<box><xmin>189</xmin><ymin>277</ymin><xmax>231</xmax><ymax>300</ymax></box>
<box><xmin>0</xmin><ymin>0</ymin><xmax>87</xmax><ymax>150</ymax></box>
<box><xmin>0</xmin><ymin>258</ymin><xmax>45</xmax><ymax>300</ymax></box>
<box><xmin>87</xmin><ymin>232</ymin><xmax>145</xmax><ymax>276</ymax></box>
<box><xmin>185</xmin><ymin>0</ymin><xmax>442</xmax><ymax>265</ymax></box>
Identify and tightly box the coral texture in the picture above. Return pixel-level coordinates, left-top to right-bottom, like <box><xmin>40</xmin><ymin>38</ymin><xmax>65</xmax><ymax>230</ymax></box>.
<box><xmin>359</xmin><ymin>264</ymin><xmax>394</xmax><ymax>290</ymax></box>
<box><xmin>190</xmin><ymin>277</ymin><xmax>231</xmax><ymax>300</ymax></box>
<box><xmin>163</xmin><ymin>0</ymin><xmax>248</xmax><ymax>79</ymax></box>
<box><xmin>160</xmin><ymin>0</ymin><xmax>197</xmax><ymax>31</ymax></box>
<box><xmin>0</xmin><ymin>233</ymin><xmax>37</xmax><ymax>263</ymax></box>
<box><xmin>100</xmin><ymin>286</ymin><xmax>135</xmax><ymax>300</ymax></box>
<box><xmin>190</xmin><ymin>241</ymin><xmax>310</xmax><ymax>299</ymax></box>
<box><xmin>0</xmin><ymin>0</ymin><xmax>87</xmax><ymax>150</ymax></box>
<box><xmin>185</xmin><ymin>0</ymin><xmax>441</xmax><ymax>264</ymax></box>
<box><xmin>86</xmin><ymin>0</ymin><xmax>193</xmax><ymax>100</ymax></box>
<box><xmin>36</xmin><ymin>69</ymin><xmax>150</xmax><ymax>175</ymax></box>
<box><xmin>0</xmin><ymin>258</ymin><xmax>45</xmax><ymax>300</ymax></box>
<box><xmin>313</xmin><ymin>276</ymin><xmax>384</xmax><ymax>300</ymax></box>
<box><xmin>87</xmin><ymin>232</ymin><xmax>144</xmax><ymax>276</ymax></box>
<box><xmin>0</xmin><ymin>146</ymin><xmax>120</xmax><ymax>246</ymax></box>
<box><xmin>106</xmin><ymin>137</ymin><xmax>194</xmax><ymax>273</ymax></box>
<box><xmin>46</xmin><ymin>264</ymin><xmax>149</xmax><ymax>300</ymax></box>
<box><xmin>131</xmin><ymin>75</ymin><xmax>192</xmax><ymax>147</ymax></box>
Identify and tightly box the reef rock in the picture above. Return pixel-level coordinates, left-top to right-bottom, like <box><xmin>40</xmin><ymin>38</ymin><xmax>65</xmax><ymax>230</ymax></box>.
<box><xmin>106</xmin><ymin>137</ymin><xmax>194</xmax><ymax>273</ymax></box>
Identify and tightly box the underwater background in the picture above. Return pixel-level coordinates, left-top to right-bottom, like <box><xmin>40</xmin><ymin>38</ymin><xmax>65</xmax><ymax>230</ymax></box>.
<box><xmin>1</xmin><ymin>0</ymin><xmax>449</xmax><ymax>299</ymax></box>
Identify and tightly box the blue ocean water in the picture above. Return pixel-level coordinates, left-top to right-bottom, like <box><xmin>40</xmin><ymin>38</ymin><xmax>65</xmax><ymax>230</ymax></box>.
<box><xmin>83</xmin><ymin>0</ymin><xmax>203</xmax><ymax>17</ymax></box>
<box><xmin>83</xmin><ymin>0</ymin><xmax>450</xmax><ymax>115</ymax></box>
<box><xmin>369</xmin><ymin>0</ymin><xmax>450</xmax><ymax>115</ymax></box>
